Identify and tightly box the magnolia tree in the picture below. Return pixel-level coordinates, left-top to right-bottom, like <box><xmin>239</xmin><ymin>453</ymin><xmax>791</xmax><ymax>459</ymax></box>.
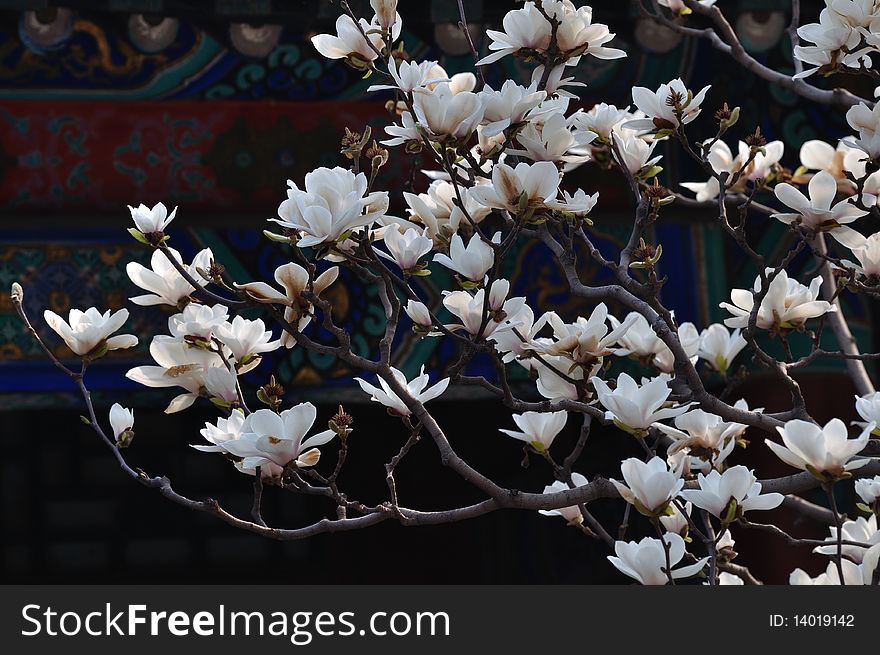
<box><xmin>12</xmin><ymin>0</ymin><xmax>880</xmax><ymax>585</ymax></box>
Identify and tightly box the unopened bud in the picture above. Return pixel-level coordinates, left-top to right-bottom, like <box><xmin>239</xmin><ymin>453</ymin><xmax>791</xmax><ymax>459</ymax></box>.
<box><xmin>10</xmin><ymin>282</ymin><xmax>23</xmax><ymax>303</ymax></box>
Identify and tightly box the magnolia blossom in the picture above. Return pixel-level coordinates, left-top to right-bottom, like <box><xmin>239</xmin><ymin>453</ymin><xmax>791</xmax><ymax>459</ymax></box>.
<box><xmin>493</xmin><ymin>306</ymin><xmax>552</xmax><ymax>367</ymax></box>
<box><xmin>771</xmin><ymin>170</ymin><xmax>867</xmax><ymax>248</ymax></box>
<box><xmin>128</xmin><ymin>201</ymin><xmax>176</xmax><ymax>234</ymax></box>
<box><xmin>608</xmin><ymin>533</ymin><xmax>707</xmax><ymax>585</ymax></box>
<box><xmin>856</xmin><ymin>475</ymin><xmax>880</xmax><ymax>505</ymax></box>
<box><xmin>311</xmin><ymin>15</ymin><xmax>384</xmax><ymax>63</ymax></box>
<box><xmin>479</xmin><ymin>80</ymin><xmax>546</xmax><ymax>136</ymax></box>
<box><xmin>168</xmin><ymin>303</ymin><xmax>228</xmax><ymax>340</ymax></box>
<box><xmin>370</xmin><ymin>0</ymin><xmax>400</xmax><ymax>36</ymax></box>
<box><xmin>611</xmin><ymin>132</ymin><xmax>661</xmax><ymax>176</ymax></box>
<box><xmin>404</xmin><ymin>300</ymin><xmax>433</xmax><ymax>329</ymax></box>
<box><xmin>43</xmin><ymin>307</ymin><xmax>137</xmax><ymax>356</ymax></box>
<box><xmin>355</xmin><ymin>365</ymin><xmax>449</xmax><ymax>416</ymax></box>
<box><xmin>681</xmin><ymin>139</ymin><xmax>784</xmax><ymax>202</ymax></box>
<box><xmin>814</xmin><ymin>515</ymin><xmax>879</xmax><ymax>563</ymax></box>
<box><xmin>660</xmin><ymin>500</ymin><xmax>691</xmax><ymax>537</ymax></box>
<box><xmin>794</xmin><ymin>7</ymin><xmax>874</xmax><ymax>79</ymax></box>
<box><xmin>433</xmin><ymin>232</ymin><xmax>497</xmax><ymax>282</ymax></box>
<box><xmin>127</xmin><ymin>247</ymin><xmax>214</xmax><ymax>307</ymax></box>
<box><xmin>470</xmin><ymin>160</ymin><xmax>561</xmax><ymax>215</ymax></box>
<box><xmin>855</xmin><ymin>391</ymin><xmax>880</xmax><ymax>433</ymax></box>
<box><xmin>368</xmin><ymin>58</ymin><xmax>444</xmax><ymax>94</ymax></box>
<box><xmin>697</xmin><ymin>324</ymin><xmax>746</xmax><ymax>374</ymax></box>
<box><xmin>109</xmin><ymin>403</ymin><xmax>134</xmax><ymax>443</ymax></box>
<box><xmin>204</xmin><ymin>367</ymin><xmax>239</xmax><ymax>405</ymax></box>
<box><xmin>768</xmin><ymin>418</ymin><xmax>873</xmax><ymax>478</ymax></box>
<box><xmin>403</xmin><ymin>180</ymin><xmax>491</xmax><ymax>244</ymax></box>
<box><xmin>413</xmin><ymin>83</ymin><xmax>484</xmax><ymax>141</ymax></box>
<box><xmin>235</xmin><ymin>263</ymin><xmax>339</xmax><ymax>348</ymax></box>
<box><xmin>271</xmin><ymin>167</ymin><xmax>388</xmax><ymax>248</ymax></box>
<box><xmin>476</xmin><ymin>1</ymin><xmax>553</xmax><ymax>65</ymax></box>
<box><xmin>534</xmin><ymin>353</ymin><xmax>586</xmax><ymax>401</ymax></box>
<box><xmin>380</xmin><ymin>224</ymin><xmax>433</xmax><ymax>272</ymax></box>
<box><xmin>609</xmin><ymin>312</ymin><xmax>697</xmax><ymax>373</ymax></box>
<box><xmin>625</xmin><ymin>79</ymin><xmax>711</xmax><ymax>131</ymax></box>
<box><xmin>591</xmin><ymin>372</ymin><xmax>690</xmax><ymax>433</ymax></box>
<box><xmin>570</xmin><ymin>103</ymin><xmax>629</xmax><ymax>142</ymax></box>
<box><xmin>789</xmin><ymin>559</ymin><xmax>864</xmax><ymax>585</ymax></box>
<box><xmin>842</xmin><ymin>233</ymin><xmax>880</xmax><ymax>278</ymax></box>
<box><xmin>193</xmin><ymin>410</ymin><xmax>247</xmax><ymax>453</ymax></box>
<box><xmin>215</xmin><ymin>315</ymin><xmax>281</xmax><ymax>365</ymax></box>
<box><xmin>611</xmin><ymin>456</ymin><xmax>684</xmax><ymax>516</ymax></box>
<box><xmin>846</xmin><ymin>101</ymin><xmax>880</xmax><ymax>158</ymax></box>
<box><xmin>529</xmin><ymin>63</ymin><xmax>587</xmax><ymax>99</ymax></box>
<box><xmin>126</xmin><ymin>335</ymin><xmax>226</xmax><ymax>413</ymax></box>
<box><xmin>506</xmin><ymin>112</ymin><xmax>593</xmax><ymax>166</ymax></box>
<box><xmin>541</xmin><ymin>304</ymin><xmax>635</xmax><ymax>365</ymax></box>
<box><xmin>538</xmin><ymin>472</ymin><xmax>589</xmax><ymax>524</ymax></box>
<box><xmin>680</xmin><ymin>466</ymin><xmax>784</xmax><ymax>519</ymax></box>
<box><xmin>210</xmin><ymin>404</ymin><xmax>336</xmax><ymax>471</ymax></box>
<box><xmin>720</xmin><ymin>269</ymin><xmax>836</xmax><ymax>330</ymax></box>
<box><xmin>553</xmin><ymin>2</ymin><xmax>626</xmax><ymax>60</ymax></box>
<box><xmin>654</xmin><ymin>408</ymin><xmax>746</xmax><ymax>457</ymax></box>
<box><xmin>442</xmin><ymin>280</ymin><xmax>526</xmax><ymax>339</ymax></box>
<box><xmin>499</xmin><ymin>410</ymin><xmax>567</xmax><ymax>451</ymax></box>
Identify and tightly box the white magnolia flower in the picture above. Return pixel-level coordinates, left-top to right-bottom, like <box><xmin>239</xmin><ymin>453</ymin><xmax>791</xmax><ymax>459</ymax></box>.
<box><xmin>591</xmin><ymin>372</ymin><xmax>690</xmax><ymax>433</ymax></box>
<box><xmin>404</xmin><ymin>299</ymin><xmax>433</xmax><ymax>329</ymax></box>
<box><xmin>680</xmin><ymin>466</ymin><xmax>784</xmax><ymax>519</ymax></box>
<box><xmin>235</xmin><ymin>263</ymin><xmax>338</xmax><ymax>348</ymax></box>
<box><xmin>311</xmin><ymin>14</ymin><xmax>384</xmax><ymax>63</ymax></box>
<box><xmin>609</xmin><ymin>312</ymin><xmax>696</xmax><ymax>373</ymax></box>
<box><xmin>860</xmin><ymin>543</ymin><xmax>880</xmax><ymax>584</ymax></box>
<box><xmin>367</xmin><ymin>58</ymin><xmax>445</xmax><ymax>94</ymax></box>
<box><xmin>355</xmin><ymin>365</ymin><xmax>449</xmax><ymax>416</ymax></box>
<box><xmin>442</xmin><ymin>281</ymin><xmax>526</xmax><ymax>339</ymax></box>
<box><xmin>218</xmin><ymin>404</ymin><xmax>336</xmax><ymax>470</ymax></box>
<box><xmin>855</xmin><ymin>391</ymin><xmax>880</xmax><ymax>433</ymax></box>
<box><xmin>654</xmin><ymin>408</ymin><xmax>746</xmax><ymax>456</ymax></box>
<box><xmin>542</xmin><ymin>304</ymin><xmax>636</xmax><ymax>364</ymax></box>
<box><xmin>538</xmin><ymin>472</ymin><xmax>589</xmax><ymax>524</ymax></box>
<box><xmin>771</xmin><ymin>170</ymin><xmax>867</xmax><ymax>248</ymax></box>
<box><xmin>652</xmin><ymin>322</ymin><xmax>701</xmax><ymax>373</ymax></box>
<box><xmin>194</xmin><ymin>410</ymin><xmax>247</xmax><ymax>453</ymax></box>
<box><xmin>382</xmin><ymin>110</ymin><xmax>420</xmax><ymax>147</ymax></box>
<box><xmin>126</xmin><ymin>335</ymin><xmax>226</xmax><ymax>413</ymax></box>
<box><xmin>608</xmin><ymin>533</ymin><xmax>708</xmax><ymax>585</ymax></box>
<box><xmin>768</xmin><ymin>418</ymin><xmax>873</xmax><ymax>478</ymax></box>
<box><xmin>570</xmin><ymin>102</ymin><xmax>629</xmax><ymax>142</ymax></box>
<box><xmin>413</xmin><ymin>83</ymin><xmax>485</xmax><ymax>141</ymax></box>
<box><xmin>43</xmin><ymin>307</ymin><xmax>137</xmax><ymax>356</ymax></box>
<box><xmin>529</xmin><ymin>63</ymin><xmax>587</xmax><ymax>99</ymax></box>
<box><xmin>697</xmin><ymin>324</ymin><xmax>747</xmax><ymax>374</ymax></box>
<box><xmin>128</xmin><ymin>201</ymin><xmax>176</xmax><ymax>234</ymax></box>
<box><xmin>433</xmin><ymin>232</ymin><xmax>497</xmax><ymax>282</ymax></box>
<box><xmin>611</xmin><ymin>456</ymin><xmax>684</xmax><ymax>516</ymax></box>
<box><xmin>789</xmin><ymin>559</ymin><xmax>864</xmax><ymax>585</ymax></box>
<box><xmin>215</xmin><ymin>315</ymin><xmax>281</xmax><ymax>364</ymax></box>
<box><xmin>499</xmin><ymin>410</ymin><xmax>567</xmax><ymax>451</ymax></box>
<box><xmin>625</xmin><ymin>79</ymin><xmax>711</xmax><ymax>132</ymax></box>
<box><xmin>403</xmin><ymin>180</ymin><xmax>491</xmax><ymax>244</ymax></box>
<box><xmin>856</xmin><ymin>475</ymin><xmax>880</xmax><ymax>505</ymax></box>
<box><xmin>505</xmin><ymin>112</ymin><xmax>593</xmax><ymax>166</ymax></box>
<box><xmin>534</xmin><ymin>353</ymin><xmax>586</xmax><ymax>401</ymax></box>
<box><xmin>423</xmin><ymin>63</ymin><xmax>475</xmax><ymax>95</ymax></box>
<box><xmin>545</xmin><ymin>188</ymin><xmax>599</xmax><ymax>215</ymax></box>
<box><xmin>794</xmin><ymin>8</ymin><xmax>873</xmax><ymax>79</ymax></box>
<box><xmin>682</xmin><ymin>139</ymin><xmax>785</xmax><ymax>202</ymax></box>
<box><xmin>271</xmin><ymin>167</ymin><xmax>388</xmax><ymax>248</ymax></box>
<box><xmin>611</xmin><ymin>132</ymin><xmax>661</xmax><ymax>176</ymax></box>
<box><xmin>660</xmin><ymin>500</ymin><xmax>691</xmax><ymax>537</ymax></box>
<box><xmin>477</xmin><ymin>1</ymin><xmax>553</xmax><ymax>65</ymax></box>
<box><xmin>109</xmin><ymin>403</ymin><xmax>134</xmax><ymax>442</ymax></box>
<box><xmin>370</xmin><ymin>0</ymin><xmax>400</xmax><ymax>36</ymax></box>
<box><xmin>127</xmin><ymin>247</ymin><xmax>215</xmax><ymax>307</ymax></box>
<box><xmin>814</xmin><ymin>515</ymin><xmax>879</xmax><ymax>563</ymax></box>
<box><xmin>204</xmin><ymin>367</ymin><xmax>239</xmax><ymax>405</ymax></box>
<box><xmin>553</xmin><ymin>2</ymin><xmax>626</xmax><ymax>60</ymax></box>
<box><xmin>799</xmin><ymin>139</ymin><xmax>859</xmax><ymax>185</ymax></box>
<box><xmin>479</xmin><ymin>80</ymin><xmax>546</xmax><ymax>136</ymax></box>
<box><xmin>470</xmin><ymin>160</ymin><xmax>561</xmax><ymax>214</ymax></box>
<box><xmin>168</xmin><ymin>303</ymin><xmax>228</xmax><ymax>340</ymax></box>
<box><xmin>841</xmin><ymin>233</ymin><xmax>880</xmax><ymax>277</ymax></box>
<box><xmin>380</xmin><ymin>223</ymin><xmax>433</xmax><ymax>272</ymax></box>
<box><xmin>492</xmin><ymin>305</ymin><xmax>553</xmax><ymax>367</ymax></box>
<box><xmin>846</xmin><ymin>101</ymin><xmax>880</xmax><ymax>158</ymax></box>
<box><xmin>720</xmin><ymin>269</ymin><xmax>836</xmax><ymax>330</ymax></box>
